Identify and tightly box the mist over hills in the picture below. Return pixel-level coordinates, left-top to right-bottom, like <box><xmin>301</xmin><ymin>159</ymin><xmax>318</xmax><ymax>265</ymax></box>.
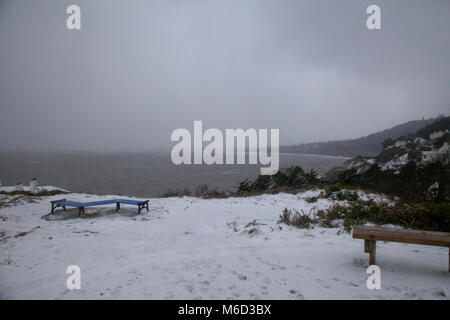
<box><xmin>280</xmin><ymin>118</ymin><xmax>435</xmax><ymax>158</ymax></box>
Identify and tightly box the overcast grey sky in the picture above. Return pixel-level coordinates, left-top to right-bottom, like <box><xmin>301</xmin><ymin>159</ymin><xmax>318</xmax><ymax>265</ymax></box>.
<box><xmin>0</xmin><ymin>0</ymin><xmax>449</xmax><ymax>151</ymax></box>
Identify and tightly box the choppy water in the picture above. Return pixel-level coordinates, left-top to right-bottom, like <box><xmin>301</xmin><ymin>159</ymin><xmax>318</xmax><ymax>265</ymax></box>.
<box><xmin>0</xmin><ymin>151</ymin><xmax>347</xmax><ymax>197</ymax></box>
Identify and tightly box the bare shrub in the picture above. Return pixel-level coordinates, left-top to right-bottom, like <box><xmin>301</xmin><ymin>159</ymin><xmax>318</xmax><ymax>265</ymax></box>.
<box><xmin>161</xmin><ymin>188</ymin><xmax>191</xmax><ymax>198</ymax></box>
<box><xmin>201</xmin><ymin>189</ymin><xmax>228</xmax><ymax>199</ymax></box>
<box><xmin>278</xmin><ymin>208</ymin><xmax>314</xmax><ymax>229</ymax></box>
<box><xmin>194</xmin><ymin>184</ymin><xmax>210</xmax><ymax>197</ymax></box>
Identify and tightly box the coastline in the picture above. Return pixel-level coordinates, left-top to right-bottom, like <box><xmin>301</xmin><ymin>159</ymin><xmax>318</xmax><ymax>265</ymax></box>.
<box><xmin>279</xmin><ymin>152</ymin><xmax>352</xmax><ymax>160</ymax></box>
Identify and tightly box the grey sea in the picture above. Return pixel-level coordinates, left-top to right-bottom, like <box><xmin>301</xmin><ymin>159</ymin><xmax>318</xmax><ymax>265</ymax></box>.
<box><xmin>0</xmin><ymin>151</ymin><xmax>348</xmax><ymax>197</ymax></box>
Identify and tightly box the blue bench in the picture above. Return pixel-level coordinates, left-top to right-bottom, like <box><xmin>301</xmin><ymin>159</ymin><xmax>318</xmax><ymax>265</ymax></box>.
<box><xmin>50</xmin><ymin>198</ymin><xmax>149</xmax><ymax>216</ymax></box>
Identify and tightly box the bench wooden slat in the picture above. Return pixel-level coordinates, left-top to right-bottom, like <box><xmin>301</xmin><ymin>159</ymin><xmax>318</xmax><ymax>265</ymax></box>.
<box><xmin>353</xmin><ymin>225</ymin><xmax>450</xmax><ymax>247</ymax></box>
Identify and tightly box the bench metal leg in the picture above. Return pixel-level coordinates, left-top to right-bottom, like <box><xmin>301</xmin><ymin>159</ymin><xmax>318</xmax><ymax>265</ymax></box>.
<box><xmin>51</xmin><ymin>203</ymin><xmax>61</xmax><ymax>214</ymax></box>
<box><xmin>138</xmin><ymin>202</ymin><xmax>149</xmax><ymax>215</ymax></box>
<box><xmin>78</xmin><ymin>207</ymin><xmax>84</xmax><ymax>217</ymax></box>
<box><xmin>116</xmin><ymin>203</ymin><xmax>120</xmax><ymax>212</ymax></box>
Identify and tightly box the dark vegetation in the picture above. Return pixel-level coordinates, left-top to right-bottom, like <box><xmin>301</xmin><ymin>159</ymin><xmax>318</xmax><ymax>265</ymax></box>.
<box><xmin>236</xmin><ymin>166</ymin><xmax>319</xmax><ymax>195</ymax></box>
<box><xmin>278</xmin><ymin>200</ymin><xmax>450</xmax><ymax>233</ymax></box>
<box><xmin>278</xmin><ymin>208</ymin><xmax>315</xmax><ymax>229</ymax></box>
<box><xmin>334</xmin><ymin>155</ymin><xmax>449</xmax><ymax>202</ymax></box>
<box><xmin>237</xmin><ymin>154</ymin><xmax>448</xmax><ymax>204</ymax></box>
<box><xmin>161</xmin><ymin>184</ymin><xmax>227</xmax><ymax>199</ymax></box>
<box><xmin>415</xmin><ymin>116</ymin><xmax>450</xmax><ymax>139</ymax></box>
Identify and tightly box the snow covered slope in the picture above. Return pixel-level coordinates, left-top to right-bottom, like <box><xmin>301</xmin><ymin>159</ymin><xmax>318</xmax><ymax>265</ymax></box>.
<box><xmin>325</xmin><ymin>117</ymin><xmax>449</xmax><ymax>180</ymax></box>
<box><xmin>0</xmin><ymin>191</ymin><xmax>448</xmax><ymax>299</ymax></box>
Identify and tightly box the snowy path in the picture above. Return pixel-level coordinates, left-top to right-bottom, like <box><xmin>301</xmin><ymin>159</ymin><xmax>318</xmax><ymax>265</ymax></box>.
<box><xmin>0</xmin><ymin>191</ymin><xmax>448</xmax><ymax>299</ymax></box>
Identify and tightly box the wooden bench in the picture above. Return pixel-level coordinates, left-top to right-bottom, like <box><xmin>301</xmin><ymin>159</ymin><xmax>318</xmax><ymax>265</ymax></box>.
<box><xmin>352</xmin><ymin>225</ymin><xmax>450</xmax><ymax>272</ymax></box>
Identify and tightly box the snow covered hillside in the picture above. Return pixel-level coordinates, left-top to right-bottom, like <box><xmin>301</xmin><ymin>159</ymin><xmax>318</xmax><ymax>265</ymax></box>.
<box><xmin>325</xmin><ymin>117</ymin><xmax>449</xmax><ymax>180</ymax></box>
<box><xmin>0</xmin><ymin>191</ymin><xmax>449</xmax><ymax>299</ymax></box>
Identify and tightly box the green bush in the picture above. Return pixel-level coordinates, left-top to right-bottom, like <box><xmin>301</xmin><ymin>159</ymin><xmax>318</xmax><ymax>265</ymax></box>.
<box><xmin>337</xmin><ymin>158</ymin><xmax>449</xmax><ymax>202</ymax></box>
<box><xmin>252</xmin><ymin>175</ymin><xmax>271</xmax><ymax>191</ymax></box>
<box><xmin>331</xmin><ymin>190</ymin><xmax>359</xmax><ymax>201</ymax></box>
<box><xmin>305</xmin><ymin>196</ymin><xmax>319</xmax><ymax>203</ymax></box>
<box><xmin>237</xmin><ymin>179</ymin><xmax>252</xmax><ymax>193</ymax></box>
<box><xmin>416</xmin><ymin>116</ymin><xmax>450</xmax><ymax>139</ymax></box>
<box><xmin>323</xmin><ymin>200</ymin><xmax>450</xmax><ymax>233</ymax></box>
<box><xmin>237</xmin><ymin>165</ymin><xmax>319</xmax><ymax>194</ymax></box>
<box><xmin>281</xmin><ymin>200</ymin><xmax>450</xmax><ymax>233</ymax></box>
<box><xmin>317</xmin><ymin>183</ymin><xmax>359</xmax><ymax>201</ymax></box>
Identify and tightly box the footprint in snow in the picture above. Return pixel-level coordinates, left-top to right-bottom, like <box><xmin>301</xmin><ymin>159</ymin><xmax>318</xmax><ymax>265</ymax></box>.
<box><xmin>315</xmin><ymin>278</ymin><xmax>332</xmax><ymax>289</ymax></box>
<box><xmin>385</xmin><ymin>285</ymin><xmax>401</xmax><ymax>293</ymax></box>
<box><xmin>249</xmin><ymin>293</ymin><xmax>260</xmax><ymax>299</ymax></box>
<box><xmin>230</xmin><ymin>270</ymin><xmax>247</xmax><ymax>280</ymax></box>
<box><xmin>344</xmin><ymin>281</ymin><xmax>359</xmax><ymax>288</ymax></box>
<box><xmin>237</xmin><ymin>274</ymin><xmax>248</xmax><ymax>280</ymax></box>
<box><xmin>289</xmin><ymin>289</ymin><xmax>305</xmax><ymax>300</ymax></box>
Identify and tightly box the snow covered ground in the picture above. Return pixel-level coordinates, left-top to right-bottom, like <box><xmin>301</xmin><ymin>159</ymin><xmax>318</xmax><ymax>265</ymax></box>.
<box><xmin>0</xmin><ymin>190</ymin><xmax>448</xmax><ymax>300</ymax></box>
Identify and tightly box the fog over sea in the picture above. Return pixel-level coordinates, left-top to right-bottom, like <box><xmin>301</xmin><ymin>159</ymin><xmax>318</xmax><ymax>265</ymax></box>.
<box><xmin>0</xmin><ymin>151</ymin><xmax>348</xmax><ymax>197</ymax></box>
